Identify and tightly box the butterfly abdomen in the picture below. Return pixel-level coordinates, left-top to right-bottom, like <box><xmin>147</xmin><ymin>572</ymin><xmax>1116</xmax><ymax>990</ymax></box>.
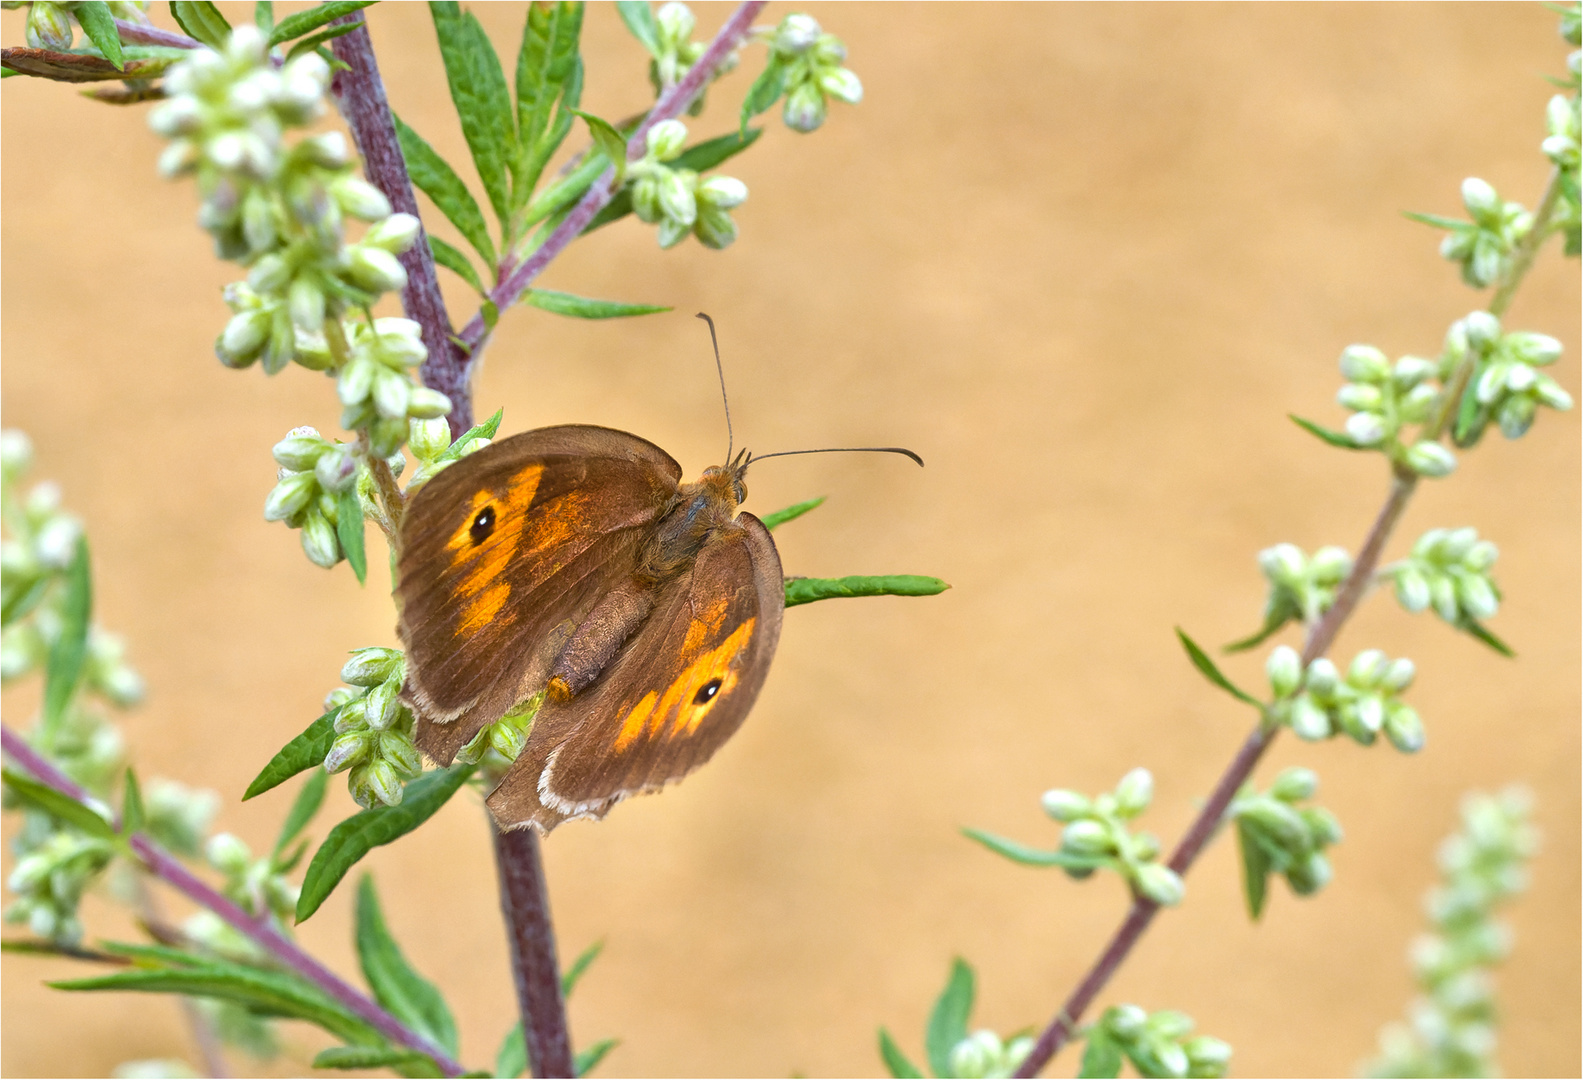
<box><xmin>546</xmin><ymin>577</ymin><xmax>658</xmax><ymax>700</ymax></box>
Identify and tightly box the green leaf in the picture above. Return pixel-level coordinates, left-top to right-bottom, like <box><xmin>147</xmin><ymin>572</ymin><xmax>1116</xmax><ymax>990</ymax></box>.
<box><xmin>2</xmin><ymin>768</ymin><xmax>116</xmax><ymax>841</ymax></box>
<box><xmin>570</xmin><ymin>109</ymin><xmax>629</xmax><ymax>185</ymax></box>
<box><xmin>1175</xmin><ymin>628</ymin><xmax>1264</xmax><ymax>709</ymax></box>
<box><xmin>761</xmin><ymin>497</ymin><xmax>825</xmax><ymax>531</ymax></box>
<box><xmin>1222</xmin><ymin>595</ymin><xmax>1299</xmax><ymax>654</ymax></box>
<box><xmin>783</xmin><ymin>575</ymin><xmax>950</xmax><ymax>608</ymax></box>
<box><xmin>242</xmin><ymin>710</ymin><xmax>335</xmax><ymax>800</ymax></box>
<box><xmin>574</xmin><ymin>1037</ymin><xmax>619</xmax><ymax>1078</ymax></box>
<box><xmin>522</xmin><ymin>289</ymin><xmax>669</xmax><ymax>320</ymax></box>
<box><xmin>356</xmin><ymin>875</ymin><xmax>459</xmax><ymax>1055</ymax></box>
<box><xmin>675</xmin><ymin>127</ymin><xmax>763</xmax><ymax>173</ymax></box>
<box><xmin>1078</xmin><ymin>1029</ymin><xmax>1125</xmax><ymax>1079</ymax></box>
<box><xmin>435</xmin><ymin>408</ymin><xmax>505</xmax><ymax>465</ymax></box>
<box><xmin>284</xmin><ymin>21</ymin><xmax>360</xmax><ymax>62</ymax></box>
<box><xmin>740</xmin><ymin>58</ymin><xmax>787</xmax><ymax>138</ymax></box>
<box><xmin>1402</xmin><ymin>210</ymin><xmax>1469</xmax><ymax>231</ymax></box>
<box><xmin>274</xmin><ymin>768</ymin><xmax>329</xmax><ymax>858</ymax></box>
<box><xmin>394</xmin><ymin>113</ymin><xmax>499</xmax><ymax>268</ymax></box>
<box><xmin>121</xmin><ymin>768</ymin><xmax>144</xmax><ymax>836</ymax></box>
<box><xmin>1236</xmin><ymin>819</ymin><xmax>1272</xmax><ymax>921</ymax></box>
<box><xmin>614</xmin><ymin>0</ymin><xmax>660</xmax><ymax>56</ymax></box>
<box><xmin>168</xmin><ymin>1</ymin><xmax>233</xmax><ymax>49</ymax></box>
<box><xmin>428</xmin><ymin>235</ymin><xmax>487</xmax><ymax>294</ymax></box>
<box><xmin>960</xmin><ymin>827</ymin><xmax>1106</xmax><ymax>870</ymax></box>
<box><xmin>254</xmin><ymin>1</ymin><xmax>273</xmax><ymax>33</ymax></box>
<box><xmin>313</xmin><ymin>1045</ymin><xmax>436</xmax><ymax>1072</ymax></box>
<box><xmin>1453</xmin><ymin>374</ymin><xmax>1488</xmax><ymax>447</ymax></box>
<box><xmin>925</xmin><ymin>958</ymin><xmax>975</xmax><ymax>1079</ymax></box>
<box><xmin>878</xmin><ymin>1027</ymin><xmax>926</xmax><ymax>1079</ymax></box>
<box><xmin>561</xmin><ymin>938</ymin><xmax>604</xmax><ymax>998</ymax></box>
<box><xmin>1460</xmin><ymin>618</ymin><xmax>1515</xmax><ymax>658</ymax></box>
<box><xmin>337</xmin><ymin>486</ymin><xmax>367</xmax><ymax>585</ymax></box>
<box><xmin>1289</xmin><ymin>414</ymin><xmax>1364</xmax><ymax>450</ymax></box>
<box><xmin>494</xmin><ymin>1024</ymin><xmax>526</xmax><ymax>1079</ymax></box>
<box><xmin>267</xmin><ymin>0</ymin><xmax>374</xmax><ymax>47</ymax></box>
<box><xmin>431</xmin><ymin>2</ymin><xmax>517</xmax><ymax>226</ymax></box>
<box><xmin>2</xmin><ymin>573</ymin><xmax>51</xmax><ymax>627</ymax></box>
<box><xmin>43</xmin><ymin>538</ymin><xmax>91</xmax><ymax>731</ymax></box>
<box><xmin>52</xmin><ymin>959</ymin><xmax>378</xmax><ymax>1045</ymax></box>
<box><xmin>297</xmin><ymin>764</ymin><xmax>476</xmax><ymax>922</ymax></box>
<box><xmin>514</xmin><ymin>0</ymin><xmax>584</xmax><ymax>200</ymax></box>
<box><xmin>524</xmin><ymin>149</ymin><xmax>611</xmax><ymax>230</ymax></box>
<box><xmin>74</xmin><ymin>2</ymin><xmax>125</xmax><ymax>69</ymax></box>
<box><xmin>101</xmin><ymin>940</ymin><xmax>206</xmax><ymax>967</ymax></box>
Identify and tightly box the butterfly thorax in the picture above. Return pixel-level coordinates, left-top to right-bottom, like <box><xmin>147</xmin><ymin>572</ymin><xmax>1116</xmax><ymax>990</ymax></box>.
<box><xmin>637</xmin><ymin>463</ymin><xmax>748</xmax><ymax>581</ymax></box>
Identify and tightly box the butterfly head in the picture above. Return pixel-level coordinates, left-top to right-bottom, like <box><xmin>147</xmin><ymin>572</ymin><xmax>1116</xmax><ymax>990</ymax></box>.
<box><xmin>697</xmin><ymin>447</ymin><xmax>752</xmax><ymax>509</ymax></box>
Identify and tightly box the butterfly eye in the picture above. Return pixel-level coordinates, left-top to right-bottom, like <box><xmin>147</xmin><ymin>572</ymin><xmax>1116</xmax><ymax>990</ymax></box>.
<box><xmin>470</xmin><ymin>506</ymin><xmax>496</xmax><ymax>544</ymax></box>
<box><xmin>694</xmin><ymin>678</ymin><xmax>723</xmax><ymax>705</ymax></box>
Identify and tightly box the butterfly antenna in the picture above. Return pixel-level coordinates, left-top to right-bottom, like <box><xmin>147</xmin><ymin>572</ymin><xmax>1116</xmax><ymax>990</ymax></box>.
<box><xmin>696</xmin><ymin>312</ymin><xmax>733</xmax><ymax>464</ymax></box>
<box><xmin>748</xmin><ymin>446</ymin><xmax>925</xmax><ymax>467</ymax></box>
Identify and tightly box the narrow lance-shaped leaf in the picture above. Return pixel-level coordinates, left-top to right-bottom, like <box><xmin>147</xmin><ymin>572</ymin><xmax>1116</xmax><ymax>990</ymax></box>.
<box><xmin>434</xmin><ymin>408</ymin><xmax>504</xmax><ymax>465</ymax></box>
<box><xmin>1175</xmin><ymin>628</ymin><xmax>1264</xmax><ymax>710</ymax></box>
<box><xmin>2</xmin><ymin>768</ymin><xmax>116</xmax><ymax>842</ymax></box>
<box><xmin>355</xmin><ymin>875</ymin><xmax>459</xmax><ymax>1055</ymax></box>
<box><xmin>761</xmin><ymin>496</ymin><xmax>825</xmax><ymax>531</ymax></box>
<box><xmin>313</xmin><ymin>1045</ymin><xmax>437</xmax><ymax>1073</ymax></box>
<box><xmin>274</xmin><ymin>768</ymin><xmax>329</xmax><ymax>858</ymax></box>
<box><xmin>1236</xmin><ymin>818</ymin><xmax>1273</xmax><ymax>921</ymax></box>
<box><xmin>784</xmin><ymin>575</ymin><xmax>950</xmax><ymax>608</ymax></box>
<box><xmin>1460</xmin><ymin>618</ymin><xmax>1515</xmax><ymax>658</ymax></box>
<box><xmin>285</xmin><ymin>21</ymin><xmax>361</xmax><ymax>62</ymax></box>
<box><xmin>1222</xmin><ymin>594</ymin><xmax>1299</xmax><ymax>654</ymax></box>
<box><xmin>428</xmin><ymin>234</ymin><xmax>487</xmax><ymax>295</ymax></box>
<box><xmin>243</xmin><ymin>710</ymin><xmax>335</xmax><ymax>800</ymax></box>
<box><xmin>267</xmin><ymin>0</ymin><xmax>375</xmax><ymax>48</ymax></box>
<box><xmin>431</xmin><ymin>2</ymin><xmax>518</xmax><ymax>226</ymax></box>
<box><xmin>296</xmin><ymin>763</ymin><xmax>477</xmax><ymax>922</ymax></box>
<box><xmin>570</xmin><ymin>109</ymin><xmax>629</xmax><ymax>186</ymax></box>
<box><xmin>73</xmin><ymin>2</ymin><xmax>125</xmax><ymax>69</ymax></box>
<box><xmin>495</xmin><ymin>1024</ymin><xmax>527</xmax><ymax>1079</ymax></box>
<box><xmin>394</xmin><ymin>113</ymin><xmax>498</xmax><ymax>267</ymax></box>
<box><xmin>740</xmin><ymin>59</ymin><xmax>787</xmax><ymax>138</ymax></box>
<box><xmin>878</xmin><ymin>1028</ymin><xmax>926</xmax><ymax>1079</ymax></box>
<box><xmin>961</xmin><ymin>826</ymin><xmax>1107</xmax><ymax>870</ymax></box>
<box><xmin>522</xmin><ymin>289</ymin><xmax>669</xmax><ymax>320</ymax></box>
<box><xmin>561</xmin><ymin>938</ymin><xmax>605</xmax><ymax>998</ymax></box>
<box><xmin>1078</xmin><ymin>1029</ymin><xmax>1125</xmax><ymax>1079</ymax></box>
<box><xmin>614</xmin><ymin>0</ymin><xmax>660</xmax><ymax>56</ymax></box>
<box><xmin>574</xmin><ymin>1038</ymin><xmax>619</xmax><ymax>1078</ymax></box>
<box><xmin>338</xmin><ymin>486</ymin><xmax>367</xmax><ymax>585</ymax></box>
<box><xmin>514</xmin><ymin>0</ymin><xmax>584</xmax><ymax>200</ymax></box>
<box><xmin>43</xmin><ymin>538</ymin><xmax>91</xmax><ymax>731</ymax></box>
<box><xmin>925</xmin><ymin>958</ymin><xmax>975</xmax><ymax>1079</ymax></box>
<box><xmin>121</xmin><ymin>767</ymin><xmax>145</xmax><ymax>836</ymax></box>
<box><xmin>1289</xmin><ymin>413</ymin><xmax>1365</xmax><ymax>451</ymax></box>
<box><xmin>169</xmin><ymin>1</ymin><xmax>232</xmax><ymax>49</ymax></box>
<box><xmin>254</xmin><ymin>1</ymin><xmax>274</xmax><ymax>33</ymax></box>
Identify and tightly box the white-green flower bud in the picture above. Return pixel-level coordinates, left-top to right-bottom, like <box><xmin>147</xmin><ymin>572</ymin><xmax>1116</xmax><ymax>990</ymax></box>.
<box><xmin>373</xmin><ymin>369</ymin><xmax>412</xmax><ymax>420</ymax></box>
<box><xmin>365</xmin><ymin>759</ymin><xmax>404</xmax><ymax>807</ymax></box>
<box><xmin>1244</xmin><ymin>796</ymin><xmax>1309</xmax><ymax>849</ymax></box>
<box><xmin>263</xmin><ymin>471</ymin><xmax>318</xmax><ymax>522</ymax></box>
<box><xmin>1344</xmin><ymin>411</ymin><xmax>1388</xmax><ymax>446</ymax></box>
<box><xmin>1129</xmin><ymin>831</ymin><xmax>1160</xmax><ymax>862</ymax></box>
<box><xmin>1392</xmin><ymin>566</ymin><xmax>1429</xmax><ymax>612</ymax></box>
<box><xmin>342</xmin><ymin>648</ymin><xmax>399</xmax><ymax>687</ymax></box>
<box><xmin>1532</xmin><ymin>372</ymin><xmax>1573</xmax><ymax>411</ymax></box>
<box><xmin>1106</xmin><ymin>1004</ymin><xmax>1148</xmax><ymax>1040</ymax></box>
<box><xmin>656</xmin><ymin>216</ymin><xmax>690</xmax><ymax>249</ymax></box>
<box><xmin>323</xmin><ymin>731</ymin><xmax>368</xmax><ymax>773</ymax></box>
<box><xmin>1041</xmin><ymin>788</ymin><xmax>1090</xmax><ymax>821</ymax></box>
<box><xmin>338</xmin><ymin>356</ymin><xmax>375</xmax><ymax>406</ymax></box>
<box><xmin>631</xmin><ymin>176</ymin><xmax>662</xmax><ymax>223</ymax></box>
<box><xmin>148</xmin><ymin>96</ymin><xmax>203</xmax><ymax>140</ymax></box>
<box><xmin>34</xmin><ymin>516</ymin><xmax>81</xmax><ymax>569</ymax></box>
<box><xmin>158</xmin><ymin>139</ymin><xmax>200</xmax><ymax>181</ymax></box>
<box><xmin>948</xmin><ymin>1031</ymin><xmax>1000</xmax><ymax>1080</ymax></box>
<box><xmin>1438</xmin><ymin>526</ymin><xmax>1476</xmax><ymax>562</ymax></box>
<box><xmin>656</xmin><ymin>169</ymin><xmax>697</xmax><ymax>226</ymax></box>
<box><xmin>1347</xmin><ymin>649</ymin><xmax>1388</xmax><ymax>688</ymax></box>
<box><xmin>1092</xmin><ymin>792</ymin><xmax>1118</xmax><ymax>817</ymax></box>
<box><xmin>812</xmin><ymin>32</ymin><xmax>847</xmax><ymax>66</ymax></box>
<box><xmin>1182</xmin><ymin>1035</ymin><xmax>1232</xmax><ymax>1075</ymax></box>
<box><xmin>783</xmin><ymin>80</ymin><xmax>828</xmax><ymax>133</ymax></box>
<box><xmin>1383</xmin><ymin>704</ymin><xmax>1425</xmax><ymax>753</ymax></box>
<box><xmin>1266</xmin><ymin>645</ymin><xmax>1301</xmax><ymax>699</ymax></box>
<box><xmin>1133</xmin><ymin>862</ymin><xmax>1185</xmax><ymax>906</ymax></box>
<box><xmin>362</xmin><ymin>679</ymin><xmax>399</xmax><ymax>731</ymax></box>
<box><xmin>489</xmin><ymin>717</ymin><xmax>529</xmax><ymax>761</ymax></box>
<box><xmin>1336</xmin><ymin>383</ymin><xmax>1383</xmax><ymax>412</ymax></box>
<box><xmin>368</xmin><ymin>417</ymin><xmax>409</xmax><ymax>458</ymax></box>
<box><xmin>1258</xmin><ymin>543</ymin><xmax>1306</xmax><ymax>585</ymax></box>
<box><xmin>271</xmin><ymin>428</ymin><xmax>326</xmax><ymax>471</ymax></box>
<box><xmin>1473</xmin><ymin>360</ymin><xmax>1511</xmax><ymax>404</ymax></box>
<box><xmin>1113</xmin><ymin>768</ymin><xmax>1153</xmax><ymax>817</ymax></box>
<box><xmin>408</xmin><ymin>417</ymin><xmax>451</xmax><ymax>462</ymax></box>
<box><xmin>1504</xmin><ymin>331</ymin><xmax>1562</xmax><ymax>367</ymax></box>
<box><xmin>1354</xmin><ymin>693</ymin><xmax>1385</xmax><ymax>735</ymax></box>
<box><xmin>298</xmin><ymin>131</ymin><xmax>349</xmax><ymax>168</ymax></box>
<box><xmin>1503</xmin><ymin>363</ymin><xmax>1537</xmax><ymax>395</ymax></box>
<box><xmin>1462</xmin><ymin>311</ymin><xmax>1501</xmax><ymax>350</ymax></box>
<box><xmin>248</xmin><ymin>253</ymin><xmax>291</xmax><ymax>296</ymax></box>
<box><xmin>1286</xmin><ymin>850</ymin><xmax>1332</xmax><ymax>895</ymax></box>
<box><xmin>205</xmin><ymin>833</ymin><xmax>251</xmax><ymax>876</ymax></box>
<box><xmin>1271</xmin><ymin>767</ymin><xmax>1319</xmax><ymax>803</ymax></box>
<box><xmin>1381</xmin><ymin>657</ymin><xmax>1416</xmax><ymax>693</ymax></box>
<box><xmin>406</xmin><ymin>387</ymin><xmax>453</xmax><ymax>420</ymax></box>
<box><xmin>646</xmin><ymin>119</ymin><xmax>688</xmax><ymax>162</ymax></box>
<box><xmin>819</xmin><ymin>66</ymin><xmax>864</xmax><ymax>104</ymax></box>
<box><xmin>380</xmin><ymin>729</ymin><xmax>422</xmax><ymax>777</ymax></box>
<box><xmin>697</xmin><ymin>175</ymin><xmax>748</xmax><ymax>209</ymax></box>
<box><xmin>346</xmin><ymin>246</ymin><xmax>409</xmax><ymax>294</ymax></box>
<box><xmin>287</xmin><ymin>277</ymin><xmax>325</xmax><ymax>331</ymax></box>
<box><xmin>1399</xmin><ymin>383</ymin><xmax>1439</xmax><ymax>423</ymax></box>
<box><xmin>25</xmin><ymin>1</ymin><xmax>74</xmax><ymax>49</ymax></box>
<box><xmin>1496</xmin><ymin>395</ymin><xmax>1536</xmax><ymax>439</ymax></box>
<box><xmin>299</xmin><ymin>509</ymin><xmax>341</xmax><ymax>568</ymax></box>
<box><xmin>693</xmin><ymin>206</ymin><xmax>739</xmax><ymax>250</ymax></box>
<box><xmin>365</xmin><ymin>318</ymin><xmax>427</xmax><ymax>364</ymax></box>
<box><xmin>1460</xmin><ymin>177</ymin><xmax>1500</xmax><ymax>225</ymax></box>
<box><xmin>1300</xmin><ymin>805</ymin><xmax>1343</xmax><ymax>846</ymax></box>
<box><xmin>1462</xmin><ymin>539</ymin><xmax>1498</xmax><ymax>572</ymax></box>
<box><xmin>313</xmin><ymin>446</ymin><xmax>357</xmax><ymax>495</ymax></box>
<box><xmin>1391</xmin><ymin>355</ymin><xmax>1437</xmax><ymax>388</ymax></box>
<box><xmin>1144</xmin><ymin>1010</ymin><xmax>1195</xmax><ymax>1042</ymax></box>
<box><xmin>1404</xmin><ymin>441</ymin><xmax>1456</xmax><ymax>478</ymax></box>
<box><xmin>1061</xmin><ymin>819</ymin><xmax>1113</xmax><ymax>856</ymax></box>
<box><xmin>1339</xmin><ymin>344</ymin><xmax>1390</xmax><ymax>383</ymax></box>
<box><xmin>1428</xmin><ymin>574</ymin><xmax>1458</xmax><ymax>623</ymax></box>
<box><xmin>347</xmin><ymin>765</ymin><xmax>378</xmax><ymax>808</ymax></box>
<box><xmin>774</xmin><ymin>13</ymin><xmax>821</xmax><ymax>54</ymax></box>
<box><xmin>1309</xmin><ymin>546</ymin><xmax>1352</xmax><ymax>584</ymax></box>
<box><xmin>1455</xmin><ymin>572</ymin><xmax>1498</xmax><ymax>620</ymax></box>
<box><xmin>332</xmin><ymin>177</ymin><xmax>393</xmax><ymax>222</ymax></box>
<box><xmin>1305</xmin><ymin>658</ymin><xmax>1340</xmax><ymax>697</ymax></box>
<box><xmin>218</xmin><ymin>309</ymin><xmax>271</xmax><ymax>366</ymax></box>
<box><xmin>363</xmin><ymin>212</ymin><xmax>421</xmax><ymax>254</ymax></box>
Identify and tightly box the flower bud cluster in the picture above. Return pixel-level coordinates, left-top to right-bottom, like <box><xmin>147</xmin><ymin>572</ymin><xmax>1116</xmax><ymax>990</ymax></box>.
<box><xmin>1333</xmin><ymin>345</ymin><xmax>1453</xmax><ymax>477</ymax></box>
<box><xmin>264</xmin><ymin>426</ymin><xmax>359</xmax><ymax>570</ymax></box>
<box><xmin>1266</xmin><ymin>645</ymin><xmax>1423</xmax><ymax>751</ymax></box>
<box><xmin>204</xmin><ymin>832</ymin><xmax>299</xmax><ymax>924</ymax></box>
<box><xmin>769</xmin><ymin>13</ymin><xmax>863</xmax><ymax>133</ymax></box>
<box><xmin>946</xmin><ymin>1029</ymin><xmax>1034</xmax><ymax>1080</ymax></box>
<box><xmin>3</xmin><ymin>825</ymin><xmax>114</xmax><ymax>944</ymax></box>
<box><xmin>1231</xmin><ymin>768</ymin><xmax>1343</xmax><ymax>899</ymax></box>
<box><xmin>1089</xmin><ymin>1004</ymin><xmax>1232</xmax><ymax>1079</ymax></box>
<box><xmin>1443</xmin><ymin>313</ymin><xmax>1571</xmax><ymax>443</ymax></box>
<box><xmin>1431</xmin><ymin>178</ymin><xmax>1533</xmax><ymax>289</ymax></box>
<box><xmin>643</xmin><ymin>1</ymin><xmax>738</xmax><ymax>111</ymax></box>
<box><xmin>1383</xmin><ymin>527</ymin><xmax>1501</xmax><ymax>632</ymax></box>
<box><xmin>143</xmin><ymin>778</ymin><xmax>221</xmax><ymax>859</ymax></box>
<box><xmin>323</xmin><ymin>648</ymin><xmax>423</xmax><ymax>809</ymax></box>
<box><xmin>1365</xmin><ymin>788</ymin><xmax>1536</xmax><ymax>1079</ymax></box>
<box><xmin>18</xmin><ymin>0</ymin><xmax>150</xmax><ymax>51</ymax></box>
<box><xmin>456</xmin><ymin>692</ymin><xmax>542</xmax><ymax>770</ymax></box>
<box><xmin>1254</xmin><ymin>542</ymin><xmax>1352</xmax><ymax>632</ymax></box>
<box><xmin>405</xmin><ymin>416</ymin><xmax>493</xmax><ymax>492</ymax></box>
<box><xmin>1543</xmin><ymin>92</ymin><xmax>1581</xmax><ymax>172</ymax></box>
<box><xmin>336</xmin><ymin>319</ymin><xmax>448</xmax><ymax>456</ymax></box>
<box><xmin>1041</xmin><ymin>768</ymin><xmax>1185</xmax><ymax>906</ymax></box>
<box><xmin>629</xmin><ymin>119</ymin><xmax>750</xmax><ymax>249</ymax></box>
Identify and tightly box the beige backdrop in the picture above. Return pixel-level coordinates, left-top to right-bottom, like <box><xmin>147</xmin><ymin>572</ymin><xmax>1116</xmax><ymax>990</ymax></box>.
<box><xmin>3</xmin><ymin>3</ymin><xmax>1578</xmax><ymax>1077</ymax></box>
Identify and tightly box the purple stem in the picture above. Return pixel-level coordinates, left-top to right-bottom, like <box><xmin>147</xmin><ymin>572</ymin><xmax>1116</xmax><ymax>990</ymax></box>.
<box><xmin>113</xmin><ymin>18</ymin><xmax>200</xmax><ymax>49</ymax></box>
<box><xmin>328</xmin><ymin>15</ymin><xmax>472</xmax><ymax>434</ymax></box>
<box><xmin>494</xmin><ymin>826</ymin><xmax>573</xmax><ymax>1078</ymax></box>
<box><xmin>1</xmin><ymin>725</ymin><xmax>466</xmax><ymax>1078</ymax></box>
<box><xmin>453</xmin><ymin>0</ymin><xmax>770</xmax><ymax>361</ymax></box>
<box><xmin>1013</xmin><ymin>475</ymin><xmax>1422</xmax><ymax>1076</ymax></box>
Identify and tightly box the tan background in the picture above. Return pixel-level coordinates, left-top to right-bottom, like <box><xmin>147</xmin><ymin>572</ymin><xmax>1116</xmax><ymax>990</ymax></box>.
<box><xmin>3</xmin><ymin>3</ymin><xmax>1578</xmax><ymax>1077</ymax></box>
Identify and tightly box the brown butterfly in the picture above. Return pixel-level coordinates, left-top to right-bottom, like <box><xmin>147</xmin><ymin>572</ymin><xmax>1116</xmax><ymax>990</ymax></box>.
<box><xmin>396</xmin><ymin>316</ymin><xmax>919</xmax><ymax>834</ymax></box>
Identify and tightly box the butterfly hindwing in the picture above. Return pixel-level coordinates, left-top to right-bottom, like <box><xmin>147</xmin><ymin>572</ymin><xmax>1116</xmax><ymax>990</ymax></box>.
<box><xmin>486</xmin><ymin>512</ymin><xmax>784</xmax><ymax>831</ymax></box>
<box><xmin>397</xmin><ymin>425</ymin><xmax>683</xmax><ymax>755</ymax></box>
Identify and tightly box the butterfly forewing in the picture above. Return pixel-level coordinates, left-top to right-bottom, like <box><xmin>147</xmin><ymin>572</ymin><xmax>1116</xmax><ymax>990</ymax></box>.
<box><xmin>487</xmin><ymin>513</ymin><xmax>784</xmax><ymax>831</ymax></box>
<box><xmin>397</xmin><ymin>426</ymin><xmax>683</xmax><ymax>751</ymax></box>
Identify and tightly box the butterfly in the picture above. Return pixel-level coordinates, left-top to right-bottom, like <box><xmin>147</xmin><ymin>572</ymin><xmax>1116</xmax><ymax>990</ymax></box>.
<box><xmin>396</xmin><ymin>318</ymin><xmax>919</xmax><ymax>834</ymax></box>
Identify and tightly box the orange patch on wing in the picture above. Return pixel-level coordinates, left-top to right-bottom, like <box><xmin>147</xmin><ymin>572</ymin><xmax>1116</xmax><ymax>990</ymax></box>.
<box><xmin>609</xmin><ymin>618</ymin><xmax>758</xmax><ymax>755</ymax></box>
<box><xmin>613</xmin><ymin>690</ymin><xmax>659</xmax><ymax>752</ymax></box>
<box><xmin>447</xmin><ymin>464</ymin><xmax>543</xmax><ymax>630</ymax></box>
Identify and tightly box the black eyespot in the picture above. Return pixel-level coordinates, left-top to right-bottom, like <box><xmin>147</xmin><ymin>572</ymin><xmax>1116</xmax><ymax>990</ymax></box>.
<box><xmin>469</xmin><ymin>506</ymin><xmax>495</xmax><ymax>544</ymax></box>
<box><xmin>694</xmin><ymin>678</ymin><xmax>723</xmax><ymax>705</ymax></box>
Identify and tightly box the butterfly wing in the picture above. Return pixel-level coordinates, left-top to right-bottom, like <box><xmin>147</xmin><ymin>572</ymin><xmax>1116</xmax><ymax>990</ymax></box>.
<box><xmin>486</xmin><ymin>512</ymin><xmax>784</xmax><ymax>833</ymax></box>
<box><xmin>397</xmin><ymin>425</ymin><xmax>682</xmax><ymax>761</ymax></box>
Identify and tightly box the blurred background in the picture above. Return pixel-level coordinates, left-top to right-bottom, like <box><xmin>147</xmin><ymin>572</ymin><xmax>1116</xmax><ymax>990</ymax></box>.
<box><xmin>3</xmin><ymin>3</ymin><xmax>1578</xmax><ymax>1076</ymax></box>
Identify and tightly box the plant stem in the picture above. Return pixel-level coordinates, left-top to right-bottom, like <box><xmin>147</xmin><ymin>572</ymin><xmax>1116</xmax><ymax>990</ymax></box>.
<box><xmin>112</xmin><ymin>18</ymin><xmax>199</xmax><ymax>49</ymax></box>
<box><xmin>328</xmin><ymin>15</ymin><xmax>472</xmax><ymax>435</ymax></box>
<box><xmin>0</xmin><ymin>725</ymin><xmax>467</xmax><ymax>1077</ymax></box>
<box><xmin>493</xmin><ymin>825</ymin><xmax>573</xmax><ymax>1078</ymax></box>
<box><xmin>1489</xmin><ymin>167</ymin><xmax>1565</xmax><ymax>319</ymax></box>
<box><xmin>454</xmin><ymin>0</ymin><xmax>770</xmax><ymax>360</ymax></box>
